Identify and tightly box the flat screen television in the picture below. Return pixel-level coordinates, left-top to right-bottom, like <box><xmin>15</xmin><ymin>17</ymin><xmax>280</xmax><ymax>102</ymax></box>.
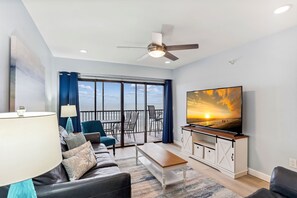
<box><xmin>186</xmin><ymin>86</ymin><xmax>243</xmax><ymax>135</ymax></box>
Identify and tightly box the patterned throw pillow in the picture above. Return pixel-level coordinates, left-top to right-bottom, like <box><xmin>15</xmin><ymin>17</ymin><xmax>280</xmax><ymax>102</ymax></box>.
<box><xmin>59</xmin><ymin>126</ymin><xmax>69</xmax><ymax>145</ymax></box>
<box><xmin>64</xmin><ymin>132</ymin><xmax>87</xmax><ymax>149</ymax></box>
<box><xmin>62</xmin><ymin>146</ymin><xmax>97</xmax><ymax>181</ymax></box>
<box><xmin>62</xmin><ymin>141</ymin><xmax>93</xmax><ymax>159</ymax></box>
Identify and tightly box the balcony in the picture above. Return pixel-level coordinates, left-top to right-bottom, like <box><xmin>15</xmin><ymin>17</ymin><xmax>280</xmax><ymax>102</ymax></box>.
<box><xmin>80</xmin><ymin>109</ymin><xmax>163</xmax><ymax>146</ymax></box>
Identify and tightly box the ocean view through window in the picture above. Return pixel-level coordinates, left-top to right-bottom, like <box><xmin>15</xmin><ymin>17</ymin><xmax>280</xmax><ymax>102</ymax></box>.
<box><xmin>78</xmin><ymin>79</ymin><xmax>164</xmax><ymax>147</ymax></box>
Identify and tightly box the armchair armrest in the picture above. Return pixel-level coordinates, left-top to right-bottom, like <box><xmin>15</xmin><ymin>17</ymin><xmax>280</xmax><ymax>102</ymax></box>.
<box><xmin>270</xmin><ymin>166</ymin><xmax>297</xmax><ymax>198</ymax></box>
<box><xmin>36</xmin><ymin>172</ymin><xmax>131</xmax><ymax>198</ymax></box>
<box><xmin>84</xmin><ymin>132</ymin><xmax>100</xmax><ymax>144</ymax></box>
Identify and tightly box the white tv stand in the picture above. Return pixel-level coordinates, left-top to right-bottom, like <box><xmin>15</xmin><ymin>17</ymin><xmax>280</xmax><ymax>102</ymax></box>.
<box><xmin>181</xmin><ymin>126</ymin><xmax>248</xmax><ymax>178</ymax></box>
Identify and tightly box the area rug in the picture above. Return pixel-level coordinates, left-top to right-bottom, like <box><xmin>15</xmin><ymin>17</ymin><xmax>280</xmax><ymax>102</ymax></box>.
<box><xmin>117</xmin><ymin>157</ymin><xmax>242</xmax><ymax>198</ymax></box>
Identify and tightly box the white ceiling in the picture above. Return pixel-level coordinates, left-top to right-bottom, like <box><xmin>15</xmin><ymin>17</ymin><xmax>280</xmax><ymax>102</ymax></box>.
<box><xmin>22</xmin><ymin>0</ymin><xmax>297</xmax><ymax>69</ymax></box>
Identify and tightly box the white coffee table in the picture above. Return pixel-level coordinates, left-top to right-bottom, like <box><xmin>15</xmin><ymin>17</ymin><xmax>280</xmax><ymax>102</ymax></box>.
<box><xmin>136</xmin><ymin>143</ymin><xmax>188</xmax><ymax>190</ymax></box>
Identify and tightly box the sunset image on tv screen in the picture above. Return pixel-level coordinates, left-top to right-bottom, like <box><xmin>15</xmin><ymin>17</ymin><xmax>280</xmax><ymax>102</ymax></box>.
<box><xmin>187</xmin><ymin>87</ymin><xmax>242</xmax><ymax>133</ymax></box>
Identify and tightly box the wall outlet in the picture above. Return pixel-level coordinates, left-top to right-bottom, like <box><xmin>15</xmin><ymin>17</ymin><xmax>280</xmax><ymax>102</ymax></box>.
<box><xmin>289</xmin><ymin>158</ymin><xmax>297</xmax><ymax>168</ymax></box>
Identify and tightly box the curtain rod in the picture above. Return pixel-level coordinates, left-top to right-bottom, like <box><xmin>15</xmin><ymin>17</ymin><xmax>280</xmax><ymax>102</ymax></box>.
<box><xmin>79</xmin><ymin>73</ymin><xmax>165</xmax><ymax>83</ymax></box>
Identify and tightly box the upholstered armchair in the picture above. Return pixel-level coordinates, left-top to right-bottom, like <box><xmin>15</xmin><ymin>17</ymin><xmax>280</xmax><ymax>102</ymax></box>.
<box><xmin>82</xmin><ymin>120</ymin><xmax>116</xmax><ymax>155</ymax></box>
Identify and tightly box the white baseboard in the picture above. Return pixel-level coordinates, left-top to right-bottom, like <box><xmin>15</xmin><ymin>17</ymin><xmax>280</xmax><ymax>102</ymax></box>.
<box><xmin>248</xmin><ymin>168</ymin><xmax>271</xmax><ymax>182</ymax></box>
<box><xmin>173</xmin><ymin>140</ymin><xmax>182</xmax><ymax>147</ymax></box>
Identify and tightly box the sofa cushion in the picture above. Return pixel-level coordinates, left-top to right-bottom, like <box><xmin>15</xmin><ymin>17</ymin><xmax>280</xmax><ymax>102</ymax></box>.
<box><xmin>62</xmin><ymin>146</ymin><xmax>97</xmax><ymax>181</ymax></box>
<box><xmin>81</xmin><ymin>166</ymin><xmax>121</xmax><ymax>179</ymax></box>
<box><xmin>65</xmin><ymin>132</ymin><xmax>87</xmax><ymax>149</ymax></box>
<box><xmin>92</xmin><ymin>143</ymin><xmax>110</xmax><ymax>154</ymax></box>
<box><xmin>63</xmin><ymin>141</ymin><xmax>92</xmax><ymax>159</ymax></box>
<box><xmin>93</xmin><ymin>153</ymin><xmax>118</xmax><ymax>168</ymax></box>
<box><xmin>33</xmin><ymin>163</ymin><xmax>68</xmax><ymax>186</ymax></box>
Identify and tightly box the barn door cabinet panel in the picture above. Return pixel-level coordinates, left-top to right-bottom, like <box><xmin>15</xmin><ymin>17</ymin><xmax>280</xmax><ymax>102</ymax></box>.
<box><xmin>181</xmin><ymin>129</ymin><xmax>193</xmax><ymax>154</ymax></box>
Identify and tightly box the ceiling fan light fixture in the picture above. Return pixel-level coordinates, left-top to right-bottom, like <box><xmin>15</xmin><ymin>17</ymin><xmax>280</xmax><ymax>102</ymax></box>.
<box><xmin>148</xmin><ymin>50</ymin><xmax>165</xmax><ymax>58</ymax></box>
<box><xmin>148</xmin><ymin>43</ymin><xmax>165</xmax><ymax>58</ymax></box>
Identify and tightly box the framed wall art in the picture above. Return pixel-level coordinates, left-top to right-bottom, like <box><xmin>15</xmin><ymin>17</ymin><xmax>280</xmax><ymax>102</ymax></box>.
<box><xmin>9</xmin><ymin>35</ymin><xmax>46</xmax><ymax>111</ymax></box>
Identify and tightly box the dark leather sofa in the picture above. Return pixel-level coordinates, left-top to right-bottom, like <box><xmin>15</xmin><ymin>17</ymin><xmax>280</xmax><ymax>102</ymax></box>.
<box><xmin>0</xmin><ymin>134</ymin><xmax>131</xmax><ymax>198</ymax></box>
<box><xmin>247</xmin><ymin>166</ymin><xmax>297</xmax><ymax>198</ymax></box>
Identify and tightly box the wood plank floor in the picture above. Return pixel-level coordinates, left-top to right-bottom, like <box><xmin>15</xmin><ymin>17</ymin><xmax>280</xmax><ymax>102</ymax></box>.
<box><xmin>109</xmin><ymin>143</ymin><xmax>269</xmax><ymax>197</ymax></box>
<box><xmin>113</xmin><ymin>132</ymin><xmax>163</xmax><ymax>146</ymax></box>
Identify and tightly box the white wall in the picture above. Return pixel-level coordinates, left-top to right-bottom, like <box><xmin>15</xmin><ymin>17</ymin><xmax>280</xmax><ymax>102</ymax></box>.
<box><xmin>0</xmin><ymin>0</ymin><xmax>52</xmax><ymax>112</ymax></box>
<box><xmin>50</xmin><ymin>57</ymin><xmax>172</xmax><ymax>111</ymax></box>
<box><xmin>173</xmin><ymin>26</ymin><xmax>297</xmax><ymax>175</ymax></box>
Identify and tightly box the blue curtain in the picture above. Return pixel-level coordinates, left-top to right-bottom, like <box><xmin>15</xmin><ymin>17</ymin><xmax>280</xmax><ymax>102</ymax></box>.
<box><xmin>59</xmin><ymin>72</ymin><xmax>81</xmax><ymax>132</ymax></box>
<box><xmin>162</xmin><ymin>79</ymin><xmax>173</xmax><ymax>143</ymax></box>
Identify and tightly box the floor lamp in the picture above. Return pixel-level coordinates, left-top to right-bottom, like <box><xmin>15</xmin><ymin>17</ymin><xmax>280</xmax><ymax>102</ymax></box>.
<box><xmin>61</xmin><ymin>105</ymin><xmax>77</xmax><ymax>133</ymax></box>
<box><xmin>0</xmin><ymin>112</ymin><xmax>62</xmax><ymax>198</ymax></box>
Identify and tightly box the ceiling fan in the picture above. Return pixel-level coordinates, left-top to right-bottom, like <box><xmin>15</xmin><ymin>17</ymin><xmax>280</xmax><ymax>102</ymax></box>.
<box><xmin>117</xmin><ymin>32</ymin><xmax>199</xmax><ymax>61</ymax></box>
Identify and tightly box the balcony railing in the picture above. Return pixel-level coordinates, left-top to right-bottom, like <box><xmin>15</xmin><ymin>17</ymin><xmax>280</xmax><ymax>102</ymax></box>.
<box><xmin>80</xmin><ymin>109</ymin><xmax>163</xmax><ymax>133</ymax></box>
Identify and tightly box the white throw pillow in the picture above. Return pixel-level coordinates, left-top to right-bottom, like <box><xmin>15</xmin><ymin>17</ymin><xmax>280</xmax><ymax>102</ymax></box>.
<box><xmin>62</xmin><ymin>141</ymin><xmax>93</xmax><ymax>159</ymax></box>
<box><xmin>62</xmin><ymin>146</ymin><xmax>96</xmax><ymax>181</ymax></box>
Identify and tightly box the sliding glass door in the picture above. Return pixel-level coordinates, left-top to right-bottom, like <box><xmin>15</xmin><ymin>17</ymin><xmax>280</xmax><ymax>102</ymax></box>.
<box><xmin>147</xmin><ymin>84</ymin><xmax>164</xmax><ymax>142</ymax></box>
<box><xmin>123</xmin><ymin>83</ymin><xmax>146</xmax><ymax>146</ymax></box>
<box><xmin>136</xmin><ymin>84</ymin><xmax>146</xmax><ymax>144</ymax></box>
<box><xmin>102</xmin><ymin>82</ymin><xmax>121</xmax><ymax>144</ymax></box>
<box><xmin>78</xmin><ymin>79</ymin><xmax>164</xmax><ymax>147</ymax></box>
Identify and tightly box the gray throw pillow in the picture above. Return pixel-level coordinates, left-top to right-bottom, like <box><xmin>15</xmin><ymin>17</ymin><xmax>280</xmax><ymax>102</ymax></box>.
<box><xmin>65</xmin><ymin>132</ymin><xmax>87</xmax><ymax>150</ymax></box>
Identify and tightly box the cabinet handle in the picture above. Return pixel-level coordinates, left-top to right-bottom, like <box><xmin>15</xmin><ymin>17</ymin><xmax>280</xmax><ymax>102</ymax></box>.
<box><xmin>208</xmin><ymin>150</ymin><xmax>210</xmax><ymax>153</ymax></box>
<box><xmin>231</xmin><ymin>153</ymin><xmax>234</xmax><ymax>161</ymax></box>
<box><xmin>181</xmin><ymin>137</ymin><xmax>183</xmax><ymax>143</ymax></box>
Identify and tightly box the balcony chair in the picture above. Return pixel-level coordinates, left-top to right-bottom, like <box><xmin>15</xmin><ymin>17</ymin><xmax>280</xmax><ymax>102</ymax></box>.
<box><xmin>115</xmin><ymin>112</ymin><xmax>139</xmax><ymax>143</ymax></box>
<box><xmin>124</xmin><ymin>111</ymin><xmax>132</xmax><ymax>129</ymax></box>
<box><xmin>81</xmin><ymin>120</ymin><xmax>116</xmax><ymax>155</ymax></box>
<box><xmin>125</xmin><ymin>112</ymin><xmax>139</xmax><ymax>143</ymax></box>
<box><xmin>148</xmin><ymin>105</ymin><xmax>163</xmax><ymax>137</ymax></box>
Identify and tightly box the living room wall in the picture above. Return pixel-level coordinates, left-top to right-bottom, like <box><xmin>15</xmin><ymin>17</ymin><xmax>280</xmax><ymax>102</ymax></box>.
<box><xmin>172</xmin><ymin>26</ymin><xmax>297</xmax><ymax>177</ymax></box>
<box><xmin>50</xmin><ymin>57</ymin><xmax>173</xmax><ymax>111</ymax></box>
<box><xmin>0</xmin><ymin>0</ymin><xmax>52</xmax><ymax>112</ymax></box>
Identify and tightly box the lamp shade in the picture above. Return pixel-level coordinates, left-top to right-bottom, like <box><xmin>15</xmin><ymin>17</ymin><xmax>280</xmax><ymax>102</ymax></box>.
<box><xmin>0</xmin><ymin>112</ymin><xmax>62</xmax><ymax>186</ymax></box>
<box><xmin>60</xmin><ymin>105</ymin><xmax>77</xmax><ymax>118</ymax></box>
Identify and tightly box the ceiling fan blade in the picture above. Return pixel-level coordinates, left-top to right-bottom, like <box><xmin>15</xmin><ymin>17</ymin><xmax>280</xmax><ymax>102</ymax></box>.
<box><xmin>152</xmin><ymin>32</ymin><xmax>162</xmax><ymax>46</ymax></box>
<box><xmin>117</xmin><ymin>46</ymin><xmax>146</xmax><ymax>49</ymax></box>
<box><xmin>164</xmin><ymin>52</ymin><xmax>178</xmax><ymax>61</ymax></box>
<box><xmin>137</xmin><ymin>53</ymin><xmax>149</xmax><ymax>61</ymax></box>
<box><xmin>166</xmin><ymin>44</ymin><xmax>199</xmax><ymax>51</ymax></box>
